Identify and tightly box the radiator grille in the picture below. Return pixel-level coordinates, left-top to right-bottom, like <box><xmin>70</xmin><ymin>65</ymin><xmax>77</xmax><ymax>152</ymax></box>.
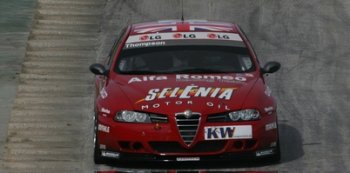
<box><xmin>175</xmin><ymin>112</ymin><xmax>201</xmax><ymax>145</ymax></box>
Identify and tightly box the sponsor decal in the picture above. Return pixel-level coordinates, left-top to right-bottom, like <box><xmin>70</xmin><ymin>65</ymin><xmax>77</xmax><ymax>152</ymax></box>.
<box><xmin>98</xmin><ymin>124</ymin><xmax>110</xmax><ymax>133</ymax></box>
<box><xmin>100</xmin><ymin>87</ymin><xmax>108</xmax><ymax>99</ymax></box>
<box><xmin>207</xmin><ymin>33</ymin><xmax>230</xmax><ymax>39</ymax></box>
<box><xmin>126</xmin><ymin>32</ymin><xmax>243</xmax><ymax>43</ymax></box>
<box><xmin>128</xmin><ymin>74</ymin><xmax>247</xmax><ymax>84</ymax></box>
<box><xmin>140</xmin><ymin>101</ymin><xmax>230</xmax><ymax>111</ymax></box>
<box><xmin>264</xmin><ymin>106</ymin><xmax>274</xmax><ymax>112</ymax></box>
<box><xmin>176</xmin><ymin>157</ymin><xmax>200</xmax><ymax>161</ymax></box>
<box><xmin>173</xmin><ymin>33</ymin><xmax>196</xmax><ymax>39</ymax></box>
<box><xmin>137</xmin><ymin>85</ymin><xmax>235</xmax><ymax>110</ymax></box>
<box><xmin>265</xmin><ymin>122</ymin><xmax>277</xmax><ymax>131</ymax></box>
<box><xmin>256</xmin><ymin>149</ymin><xmax>274</xmax><ymax>157</ymax></box>
<box><xmin>264</xmin><ymin>106</ymin><xmax>274</xmax><ymax>115</ymax></box>
<box><xmin>124</xmin><ymin>41</ymin><xmax>166</xmax><ymax>49</ymax></box>
<box><xmin>101</xmin><ymin>108</ymin><xmax>110</xmax><ymax>114</ymax></box>
<box><xmin>139</xmin><ymin>35</ymin><xmax>161</xmax><ymax>41</ymax></box>
<box><xmin>176</xmin><ymin>74</ymin><xmax>247</xmax><ymax>83</ymax></box>
<box><xmin>139</xmin><ymin>85</ymin><xmax>235</xmax><ymax>102</ymax></box>
<box><xmin>128</xmin><ymin>76</ymin><xmax>167</xmax><ymax>84</ymax></box>
<box><xmin>204</xmin><ymin>125</ymin><xmax>252</xmax><ymax>140</ymax></box>
<box><xmin>101</xmin><ymin>151</ymin><xmax>120</xmax><ymax>158</ymax></box>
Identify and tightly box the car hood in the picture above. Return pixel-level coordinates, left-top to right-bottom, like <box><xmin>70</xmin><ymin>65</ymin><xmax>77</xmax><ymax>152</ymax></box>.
<box><xmin>110</xmin><ymin>73</ymin><xmax>258</xmax><ymax>115</ymax></box>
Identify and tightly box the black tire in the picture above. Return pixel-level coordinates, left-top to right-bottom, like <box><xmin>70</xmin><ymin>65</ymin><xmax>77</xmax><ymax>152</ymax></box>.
<box><xmin>269</xmin><ymin>126</ymin><xmax>281</xmax><ymax>163</ymax></box>
<box><xmin>93</xmin><ymin>113</ymin><xmax>105</xmax><ymax>164</ymax></box>
<box><xmin>270</xmin><ymin>138</ymin><xmax>281</xmax><ymax>163</ymax></box>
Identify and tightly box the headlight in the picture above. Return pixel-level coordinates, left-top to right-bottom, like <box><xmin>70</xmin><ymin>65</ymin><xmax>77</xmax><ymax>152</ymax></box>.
<box><xmin>114</xmin><ymin>111</ymin><xmax>151</xmax><ymax>123</ymax></box>
<box><xmin>228</xmin><ymin>109</ymin><xmax>260</xmax><ymax>121</ymax></box>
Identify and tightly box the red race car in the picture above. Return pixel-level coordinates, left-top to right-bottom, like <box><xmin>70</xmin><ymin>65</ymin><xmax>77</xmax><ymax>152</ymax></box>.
<box><xmin>90</xmin><ymin>20</ymin><xmax>281</xmax><ymax>164</ymax></box>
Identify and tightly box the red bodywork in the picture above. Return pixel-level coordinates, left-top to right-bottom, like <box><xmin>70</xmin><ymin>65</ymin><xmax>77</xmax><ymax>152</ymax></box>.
<box><xmin>93</xmin><ymin>20</ymin><xmax>279</xmax><ymax>162</ymax></box>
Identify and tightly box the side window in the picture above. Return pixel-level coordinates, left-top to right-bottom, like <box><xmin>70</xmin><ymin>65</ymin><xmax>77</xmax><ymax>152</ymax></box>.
<box><xmin>105</xmin><ymin>28</ymin><xmax>127</xmax><ymax>69</ymax></box>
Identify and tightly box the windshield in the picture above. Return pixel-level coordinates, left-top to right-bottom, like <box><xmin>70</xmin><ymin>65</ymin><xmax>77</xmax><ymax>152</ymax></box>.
<box><xmin>116</xmin><ymin>46</ymin><xmax>254</xmax><ymax>74</ymax></box>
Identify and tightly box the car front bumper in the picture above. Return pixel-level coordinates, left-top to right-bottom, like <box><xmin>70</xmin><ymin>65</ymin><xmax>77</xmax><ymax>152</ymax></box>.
<box><xmin>96</xmin><ymin>112</ymin><xmax>279</xmax><ymax>161</ymax></box>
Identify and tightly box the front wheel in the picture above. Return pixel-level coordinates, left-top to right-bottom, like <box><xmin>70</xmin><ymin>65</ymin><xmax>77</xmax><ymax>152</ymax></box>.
<box><xmin>270</xmin><ymin>139</ymin><xmax>281</xmax><ymax>162</ymax></box>
<box><xmin>269</xmin><ymin>127</ymin><xmax>281</xmax><ymax>163</ymax></box>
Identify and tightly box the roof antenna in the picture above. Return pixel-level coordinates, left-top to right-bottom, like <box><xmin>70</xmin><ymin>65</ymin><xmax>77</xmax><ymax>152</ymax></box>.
<box><xmin>181</xmin><ymin>0</ymin><xmax>184</xmax><ymax>22</ymax></box>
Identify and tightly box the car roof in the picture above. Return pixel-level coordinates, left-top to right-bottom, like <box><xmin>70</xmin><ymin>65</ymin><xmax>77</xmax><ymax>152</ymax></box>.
<box><xmin>130</xmin><ymin>20</ymin><xmax>239</xmax><ymax>35</ymax></box>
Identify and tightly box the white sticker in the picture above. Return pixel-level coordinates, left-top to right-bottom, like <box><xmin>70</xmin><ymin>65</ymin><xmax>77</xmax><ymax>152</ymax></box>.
<box><xmin>176</xmin><ymin>157</ymin><xmax>200</xmax><ymax>161</ymax></box>
<box><xmin>204</xmin><ymin>125</ymin><xmax>252</xmax><ymax>140</ymax></box>
<box><xmin>265</xmin><ymin>122</ymin><xmax>277</xmax><ymax>131</ymax></box>
<box><xmin>101</xmin><ymin>108</ymin><xmax>110</xmax><ymax>114</ymax></box>
<box><xmin>264</xmin><ymin>106</ymin><xmax>274</xmax><ymax>113</ymax></box>
<box><xmin>98</xmin><ymin>124</ymin><xmax>110</xmax><ymax>133</ymax></box>
<box><xmin>101</xmin><ymin>151</ymin><xmax>120</xmax><ymax>158</ymax></box>
<box><xmin>176</xmin><ymin>74</ymin><xmax>247</xmax><ymax>83</ymax></box>
<box><xmin>128</xmin><ymin>76</ymin><xmax>168</xmax><ymax>84</ymax></box>
<box><xmin>256</xmin><ymin>149</ymin><xmax>274</xmax><ymax>157</ymax></box>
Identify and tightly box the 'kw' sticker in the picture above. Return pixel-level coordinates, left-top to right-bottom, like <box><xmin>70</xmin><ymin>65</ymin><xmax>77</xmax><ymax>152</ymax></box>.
<box><xmin>204</xmin><ymin>125</ymin><xmax>252</xmax><ymax>140</ymax></box>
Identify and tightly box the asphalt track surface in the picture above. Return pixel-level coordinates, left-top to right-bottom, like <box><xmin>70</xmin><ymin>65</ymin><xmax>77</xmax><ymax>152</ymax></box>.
<box><xmin>1</xmin><ymin>0</ymin><xmax>350</xmax><ymax>172</ymax></box>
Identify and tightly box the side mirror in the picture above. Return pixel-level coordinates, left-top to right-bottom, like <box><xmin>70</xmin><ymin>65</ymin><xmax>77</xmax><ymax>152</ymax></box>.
<box><xmin>262</xmin><ymin>61</ymin><xmax>281</xmax><ymax>74</ymax></box>
<box><xmin>89</xmin><ymin>63</ymin><xmax>108</xmax><ymax>76</ymax></box>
